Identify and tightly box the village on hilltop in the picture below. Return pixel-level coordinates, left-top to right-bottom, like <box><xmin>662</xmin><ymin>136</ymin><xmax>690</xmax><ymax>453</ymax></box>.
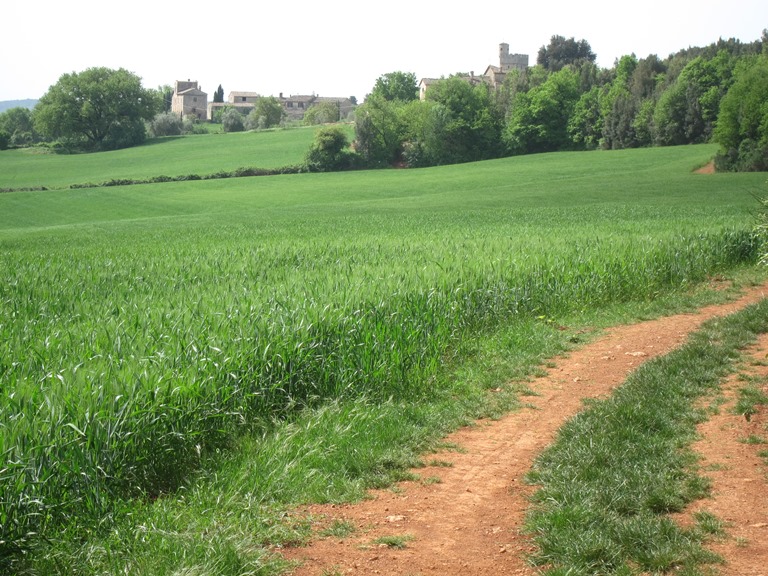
<box><xmin>171</xmin><ymin>43</ymin><xmax>529</xmax><ymax>121</ymax></box>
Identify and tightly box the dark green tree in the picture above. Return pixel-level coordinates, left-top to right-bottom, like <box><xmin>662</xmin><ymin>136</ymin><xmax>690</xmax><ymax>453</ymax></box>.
<box><xmin>630</xmin><ymin>55</ymin><xmax>666</xmax><ymax>101</ymax></box>
<box><xmin>369</xmin><ymin>71</ymin><xmax>419</xmax><ymax>102</ymax></box>
<box><xmin>155</xmin><ymin>85</ymin><xmax>174</xmax><ymax>112</ymax></box>
<box><xmin>537</xmin><ymin>35</ymin><xmax>596</xmax><ymax>71</ymax></box>
<box><xmin>505</xmin><ymin>67</ymin><xmax>581</xmax><ymax>154</ymax></box>
<box><xmin>422</xmin><ymin>76</ymin><xmax>503</xmax><ymax>164</ymax></box>
<box><xmin>0</xmin><ymin>107</ymin><xmax>35</xmax><ymax>147</ymax></box>
<box><xmin>33</xmin><ymin>67</ymin><xmax>157</xmax><ymax>151</ymax></box>
<box><xmin>714</xmin><ymin>55</ymin><xmax>768</xmax><ymax>171</ymax></box>
<box><xmin>353</xmin><ymin>93</ymin><xmax>407</xmax><ymax>166</ymax></box>
<box><xmin>568</xmin><ymin>86</ymin><xmax>603</xmax><ymax>150</ymax></box>
<box><xmin>305</xmin><ymin>125</ymin><xmax>355</xmax><ymax>171</ymax></box>
<box><xmin>654</xmin><ymin>53</ymin><xmax>734</xmax><ymax>146</ymax></box>
<box><xmin>600</xmin><ymin>55</ymin><xmax>638</xmax><ymax>149</ymax></box>
<box><xmin>214</xmin><ymin>85</ymin><xmax>225</xmax><ymax>103</ymax></box>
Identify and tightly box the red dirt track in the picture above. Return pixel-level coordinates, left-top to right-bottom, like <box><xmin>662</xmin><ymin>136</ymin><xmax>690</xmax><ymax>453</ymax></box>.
<box><xmin>281</xmin><ymin>282</ymin><xmax>768</xmax><ymax>575</ymax></box>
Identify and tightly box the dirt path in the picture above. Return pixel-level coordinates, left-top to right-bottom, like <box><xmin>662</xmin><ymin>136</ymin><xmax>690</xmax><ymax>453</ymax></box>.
<box><xmin>281</xmin><ymin>283</ymin><xmax>768</xmax><ymax>575</ymax></box>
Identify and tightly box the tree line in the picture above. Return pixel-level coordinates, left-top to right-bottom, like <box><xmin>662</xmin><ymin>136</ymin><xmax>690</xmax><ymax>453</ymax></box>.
<box><xmin>2</xmin><ymin>32</ymin><xmax>767</xmax><ymax>172</ymax></box>
<box><xmin>343</xmin><ymin>32</ymin><xmax>768</xmax><ymax>172</ymax></box>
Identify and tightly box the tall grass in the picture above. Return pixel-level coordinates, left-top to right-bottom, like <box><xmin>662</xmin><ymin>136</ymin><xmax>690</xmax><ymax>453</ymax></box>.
<box><xmin>0</xmin><ymin>144</ymin><xmax>763</xmax><ymax>571</ymax></box>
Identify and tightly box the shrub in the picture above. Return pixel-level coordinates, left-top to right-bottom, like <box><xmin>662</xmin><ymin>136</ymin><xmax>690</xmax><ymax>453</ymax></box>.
<box><xmin>248</xmin><ymin>97</ymin><xmax>284</xmax><ymax>130</ymax></box>
<box><xmin>181</xmin><ymin>117</ymin><xmax>209</xmax><ymax>135</ymax></box>
<box><xmin>303</xmin><ymin>101</ymin><xmax>341</xmax><ymax>125</ymax></box>
<box><xmin>149</xmin><ymin>112</ymin><xmax>183</xmax><ymax>137</ymax></box>
<box><xmin>305</xmin><ymin>125</ymin><xmax>356</xmax><ymax>172</ymax></box>
<box><xmin>221</xmin><ymin>108</ymin><xmax>245</xmax><ymax>133</ymax></box>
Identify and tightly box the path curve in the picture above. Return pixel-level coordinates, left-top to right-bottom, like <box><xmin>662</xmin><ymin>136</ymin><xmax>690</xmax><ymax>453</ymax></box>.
<box><xmin>281</xmin><ymin>282</ymin><xmax>768</xmax><ymax>575</ymax></box>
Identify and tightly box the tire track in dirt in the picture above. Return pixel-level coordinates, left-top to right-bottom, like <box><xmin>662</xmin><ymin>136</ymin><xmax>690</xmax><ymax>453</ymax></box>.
<box><xmin>281</xmin><ymin>282</ymin><xmax>768</xmax><ymax>575</ymax></box>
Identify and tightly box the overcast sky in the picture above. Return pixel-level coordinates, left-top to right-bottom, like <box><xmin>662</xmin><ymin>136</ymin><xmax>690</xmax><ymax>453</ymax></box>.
<box><xmin>2</xmin><ymin>0</ymin><xmax>766</xmax><ymax>103</ymax></box>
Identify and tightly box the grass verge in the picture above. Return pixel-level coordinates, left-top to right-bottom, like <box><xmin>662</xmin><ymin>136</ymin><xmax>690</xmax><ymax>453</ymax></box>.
<box><xmin>524</xmin><ymin>293</ymin><xmax>768</xmax><ymax>575</ymax></box>
<box><xmin>18</xmin><ymin>270</ymin><xmax>766</xmax><ymax>575</ymax></box>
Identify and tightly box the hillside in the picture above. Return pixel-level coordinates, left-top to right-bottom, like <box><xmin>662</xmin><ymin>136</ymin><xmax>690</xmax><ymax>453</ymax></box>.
<box><xmin>0</xmin><ymin>99</ymin><xmax>37</xmax><ymax>112</ymax></box>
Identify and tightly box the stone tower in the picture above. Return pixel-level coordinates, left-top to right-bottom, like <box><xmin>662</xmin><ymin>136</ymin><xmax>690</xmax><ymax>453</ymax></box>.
<box><xmin>499</xmin><ymin>43</ymin><xmax>529</xmax><ymax>72</ymax></box>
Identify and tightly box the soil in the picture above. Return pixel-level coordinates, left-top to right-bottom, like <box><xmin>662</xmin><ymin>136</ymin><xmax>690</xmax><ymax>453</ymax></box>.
<box><xmin>280</xmin><ymin>282</ymin><xmax>768</xmax><ymax>575</ymax></box>
<box><xmin>695</xmin><ymin>161</ymin><xmax>716</xmax><ymax>174</ymax></box>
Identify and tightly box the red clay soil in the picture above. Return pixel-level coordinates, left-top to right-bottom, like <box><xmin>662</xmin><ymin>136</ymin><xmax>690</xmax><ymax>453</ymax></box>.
<box><xmin>280</xmin><ymin>282</ymin><xmax>768</xmax><ymax>576</ymax></box>
<box><xmin>679</xmin><ymin>333</ymin><xmax>768</xmax><ymax>576</ymax></box>
<box><xmin>695</xmin><ymin>161</ymin><xmax>716</xmax><ymax>174</ymax></box>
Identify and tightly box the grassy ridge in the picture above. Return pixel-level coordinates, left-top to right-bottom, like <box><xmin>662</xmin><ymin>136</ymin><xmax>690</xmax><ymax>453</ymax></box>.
<box><xmin>0</xmin><ymin>143</ymin><xmax>765</xmax><ymax>570</ymax></box>
<box><xmin>0</xmin><ymin>126</ymin><xmax>336</xmax><ymax>190</ymax></box>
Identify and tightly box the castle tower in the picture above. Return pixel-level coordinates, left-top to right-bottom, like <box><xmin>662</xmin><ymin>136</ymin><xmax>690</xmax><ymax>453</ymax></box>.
<box><xmin>499</xmin><ymin>43</ymin><xmax>529</xmax><ymax>72</ymax></box>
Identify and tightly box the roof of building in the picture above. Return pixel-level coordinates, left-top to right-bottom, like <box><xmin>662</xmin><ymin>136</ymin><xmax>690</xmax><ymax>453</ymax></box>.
<box><xmin>178</xmin><ymin>88</ymin><xmax>207</xmax><ymax>96</ymax></box>
<box><xmin>283</xmin><ymin>94</ymin><xmax>317</xmax><ymax>103</ymax></box>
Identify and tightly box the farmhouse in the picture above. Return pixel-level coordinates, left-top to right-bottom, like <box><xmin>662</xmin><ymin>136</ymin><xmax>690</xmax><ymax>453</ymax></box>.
<box><xmin>171</xmin><ymin>80</ymin><xmax>208</xmax><ymax>120</ymax></box>
<box><xmin>207</xmin><ymin>91</ymin><xmax>356</xmax><ymax>122</ymax></box>
<box><xmin>419</xmin><ymin>43</ymin><xmax>529</xmax><ymax>100</ymax></box>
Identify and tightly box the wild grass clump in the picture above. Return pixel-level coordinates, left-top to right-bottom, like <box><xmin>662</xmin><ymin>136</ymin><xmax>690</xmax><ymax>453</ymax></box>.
<box><xmin>524</xmin><ymin>299</ymin><xmax>768</xmax><ymax>574</ymax></box>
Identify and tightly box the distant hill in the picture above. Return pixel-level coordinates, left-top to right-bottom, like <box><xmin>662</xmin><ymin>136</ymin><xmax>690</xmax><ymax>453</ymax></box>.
<box><xmin>0</xmin><ymin>99</ymin><xmax>38</xmax><ymax>112</ymax></box>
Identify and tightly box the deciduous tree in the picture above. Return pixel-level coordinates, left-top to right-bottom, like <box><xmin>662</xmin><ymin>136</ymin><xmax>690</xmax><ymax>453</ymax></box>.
<box><xmin>246</xmin><ymin>96</ymin><xmax>284</xmax><ymax>129</ymax></box>
<box><xmin>369</xmin><ymin>71</ymin><xmax>419</xmax><ymax>102</ymax></box>
<box><xmin>33</xmin><ymin>67</ymin><xmax>157</xmax><ymax>151</ymax></box>
<box><xmin>305</xmin><ymin>125</ymin><xmax>355</xmax><ymax>171</ymax></box>
<box><xmin>537</xmin><ymin>35</ymin><xmax>596</xmax><ymax>72</ymax></box>
<box><xmin>423</xmin><ymin>76</ymin><xmax>503</xmax><ymax>164</ymax></box>
<box><xmin>505</xmin><ymin>67</ymin><xmax>580</xmax><ymax>154</ymax></box>
<box><xmin>0</xmin><ymin>107</ymin><xmax>35</xmax><ymax>147</ymax></box>
<box><xmin>714</xmin><ymin>56</ymin><xmax>768</xmax><ymax>171</ymax></box>
<box><xmin>353</xmin><ymin>93</ymin><xmax>407</xmax><ymax>166</ymax></box>
<box><xmin>303</xmin><ymin>101</ymin><xmax>341</xmax><ymax>125</ymax></box>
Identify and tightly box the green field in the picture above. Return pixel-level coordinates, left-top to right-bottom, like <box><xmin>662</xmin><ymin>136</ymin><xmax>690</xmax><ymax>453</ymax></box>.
<box><xmin>0</xmin><ymin>126</ymin><xmax>339</xmax><ymax>190</ymax></box>
<box><xmin>1</xmin><ymin>136</ymin><xmax>766</xmax><ymax>573</ymax></box>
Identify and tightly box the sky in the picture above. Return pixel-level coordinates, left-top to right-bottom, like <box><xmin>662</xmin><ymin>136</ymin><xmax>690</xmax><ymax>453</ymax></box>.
<box><xmin>2</xmin><ymin>0</ymin><xmax>766</xmax><ymax>103</ymax></box>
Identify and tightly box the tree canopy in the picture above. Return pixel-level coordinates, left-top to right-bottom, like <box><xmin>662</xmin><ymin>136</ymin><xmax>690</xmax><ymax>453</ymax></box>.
<box><xmin>369</xmin><ymin>71</ymin><xmax>419</xmax><ymax>102</ymax></box>
<box><xmin>347</xmin><ymin>32</ymin><xmax>767</xmax><ymax>172</ymax></box>
<box><xmin>537</xmin><ymin>35</ymin><xmax>596</xmax><ymax>71</ymax></box>
<box><xmin>247</xmin><ymin>96</ymin><xmax>284</xmax><ymax>130</ymax></box>
<box><xmin>714</xmin><ymin>55</ymin><xmax>768</xmax><ymax>171</ymax></box>
<box><xmin>303</xmin><ymin>101</ymin><xmax>341</xmax><ymax>125</ymax></box>
<box><xmin>33</xmin><ymin>67</ymin><xmax>157</xmax><ymax>151</ymax></box>
<box><xmin>0</xmin><ymin>107</ymin><xmax>35</xmax><ymax>147</ymax></box>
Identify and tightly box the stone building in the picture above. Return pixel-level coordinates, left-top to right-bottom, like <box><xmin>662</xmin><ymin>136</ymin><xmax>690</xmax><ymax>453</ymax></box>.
<box><xmin>207</xmin><ymin>91</ymin><xmax>355</xmax><ymax>122</ymax></box>
<box><xmin>419</xmin><ymin>43</ymin><xmax>529</xmax><ymax>100</ymax></box>
<box><xmin>171</xmin><ymin>80</ymin><xmax>208</xmax><ymax>120</ymax></box>
<box><xmin>483</xmin><ymin>43</ymin><xmax>529</xmax><ymax>89</ymax></box>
